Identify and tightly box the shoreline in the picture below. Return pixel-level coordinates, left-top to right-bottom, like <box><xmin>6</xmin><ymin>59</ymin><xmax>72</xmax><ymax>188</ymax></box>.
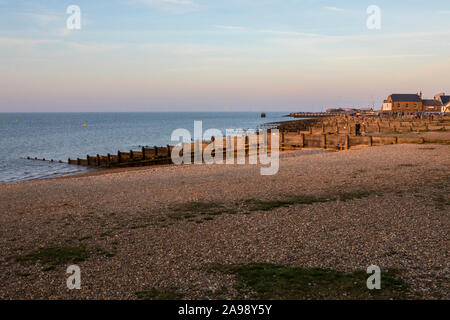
<box><xmin>3</xmin><ymin>128</ymin><xmax>449</xmax><ymax>185</ymax></box>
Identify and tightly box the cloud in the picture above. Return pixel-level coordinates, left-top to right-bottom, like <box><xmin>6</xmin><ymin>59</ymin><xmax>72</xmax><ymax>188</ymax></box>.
<box><xmin>163</xmin><ymin>0</ymin><xmax>192</xmax><ymax>4</ymax></box>
<box><xmin>20</xmin><ymin>12</ymin><xmax>61</xmax><ymax>25</ymax></box>
<box><xmin>137</xmin><ymin>0</ymin><xmax>193</xmax><ymax>4</ymax></box>
<box><xmin>257</xmin><ymin>29</ymin><xmax>322</xmax><ymax>37</ymax></box>
<box><xmin>214</xmin><ymin>25</ymin><xmax>321</xmax><ymax>37</ymax></box>
<box><xmin>214</xmin><ymin>25</ymin><xmax>246</xmax><ymax>30</ymax></box>
<box><xmin>326</xmin><ymin>54</ymin><xmax>437</xmax><ymax>61</ymax></box>
<box><xmin>324</xmin><ymin>6</ymin><xmax>344</xmax><ymax>12</ymax></box>
<box><xmin>132</xmin><ymin>0</ymin><xmax>198</xmax><ymax>13</ymax></box>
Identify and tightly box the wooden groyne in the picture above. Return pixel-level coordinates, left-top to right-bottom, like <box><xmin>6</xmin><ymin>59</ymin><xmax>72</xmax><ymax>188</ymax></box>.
<box><xmin>278</xmin><ymin>115</ymin><xmax>450</xmax><ymax>134</ymax></box>
<box><xmin>27</xmin><ymin>116</ymin><xmax>450</xmax><ymax>170</ymax></box>
<box><xmin>67</xmin><ymin>145</ymin><xmax>174</xmax><ymax>168</ymax></box>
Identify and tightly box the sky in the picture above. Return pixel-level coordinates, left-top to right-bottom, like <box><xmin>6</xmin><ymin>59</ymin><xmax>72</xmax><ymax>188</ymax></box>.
<box><xmin>0</xmin><ymin>0</ymin><xmax>449</xmax><ymax>112</ymax></box>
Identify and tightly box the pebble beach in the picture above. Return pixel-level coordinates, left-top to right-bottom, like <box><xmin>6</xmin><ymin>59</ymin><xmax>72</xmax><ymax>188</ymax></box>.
<box><xmin>0</xmin><ymin>143</ymin><xmax>448</xmax><ymax>299</ymax></box>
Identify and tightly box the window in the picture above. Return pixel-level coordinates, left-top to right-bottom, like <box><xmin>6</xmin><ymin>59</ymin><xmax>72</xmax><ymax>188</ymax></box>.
<box><xmin>406</xmin><ymin>103</ymin><xmax>409</xmax><ymax>108</ymax></box>
<box><xmin>414</xmin><ymin>104</ymin><xmax>417</xmax><ymax>108</ymax></box>
<box><xmin>397</xmin><ymin>103</ymin><xmax>401</xmax><ymax>108</ymax></box>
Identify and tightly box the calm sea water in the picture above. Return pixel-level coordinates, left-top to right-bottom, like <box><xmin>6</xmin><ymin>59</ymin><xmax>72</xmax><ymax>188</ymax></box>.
<box><xmin>0</xmin><ymin>112</ymin><xmax>288</xmax><ymax>182</ymax></box>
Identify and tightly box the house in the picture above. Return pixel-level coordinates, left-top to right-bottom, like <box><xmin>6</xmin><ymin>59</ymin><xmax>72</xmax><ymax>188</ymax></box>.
<box><xmin>384</xmin><ymin>93</ymin><xmax>423</xmax><ymax>114</ymax></box>
<box><xmin>422</xmin><ymin>99</ymin><xmax>442</xmax><ymax>112</ymax></box>
<box><xmin>381</xmin><ymin>100</ymin><xmax>392</xmax><ymax>112</ymax></box>
<box><xmin>434</xmin><ymin>93</ymin><xmax>450</xmax><ymax>113</ymax></box>
<box><xmin>381</xmin><ymin>91</ymin><xmax>450</xmax><ymax>114</ymax></box>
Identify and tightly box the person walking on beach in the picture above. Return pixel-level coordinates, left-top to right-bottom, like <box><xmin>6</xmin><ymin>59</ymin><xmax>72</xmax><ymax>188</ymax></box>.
<box><xmin>355</xmin><ymin>123</ymin><xmax>361</xmax><ymax>136</ymax></box>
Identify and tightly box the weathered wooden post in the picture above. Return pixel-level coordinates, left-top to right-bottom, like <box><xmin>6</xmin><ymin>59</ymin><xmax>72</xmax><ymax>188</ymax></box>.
<box><xmin>129</xmin><ymin>150</ymin><xmax>134</xmax><ymax>160</ymax></box>
<box><xmin>345</xmin><ymin>135</ymin><xmax>350</xmax><ymax>150</ymax></box>
<box><xmin>245</xmin><ymin>135</ymin><xmax>249</xmax><ymax>156</ymax></box>
<box><xmin>67</xmin><ymin>158</ymin><xmax>70</xmax><ymax>164</ymax></box>
<box><xmin>77</xmin><ymin>158</ymin><xmax>81</xmax><ymax>165</ymax></box>
<box><xmin>256</xmin><ymin>131</ymin><xmax>260</xmax><ymax>154</ymax></box>
<box><xmin>167</xmin><ymin>145</ymin><xmax>171</xmax><ymax>158</ymax></box>
<box><xmin>142</xmin><ymin>147</ymin><xmax>146</xmax><ymax>160</ymax></box>
<box><xmin>322</xmin><ymin>124</ymin><xmax>325</xmax><ymax>134</ymax></box>
<box><xmin>393</xmin><ymin>137</ymin><xmax>398</xmax><ymax>144</ymax></box>
<box><xmin>309</xmin><ymin>126</ymin><xmax>313</xmax><ymax>134</ymax></box>
<box><xmin>154</xmin><ymin>146</ymin><xmax>158</xmax><ymax>157</ymax></box>
<box><xmin>322</xmin><ymin>134</ymin><xmax>327</xmax><ymax>149</ymax></box>
<box><xmin>281</xmin><ymin>131</ymin><xmax>285</xmax><ymax>151</ymax></box>
<box><xmin>107</xmin><ymin>153</ymin><xmax>111</xmax><ymax>167</ymax></box>
<box><xmin>301</xmin><ymin>133</ymin><xmax>305</xmax><ymax>148</ymax></box>
<box><xmin>117</xmin><ymin>151</ymin><xmax>121</xmax><ymax>163</ymax></box>
<box><xmin>86</xmin><ymin>155</ymin><xmax>90</xmax><ymax>166</ymax></box>
<box><xmin>96</xmin><ymin>154</ymin><xmax>100</xmax><ymax>166</ymax></box>
<box><xmin>369</xmin><ymin>136</ymin><xmax>373</xmax><ymax>146</ymax></box>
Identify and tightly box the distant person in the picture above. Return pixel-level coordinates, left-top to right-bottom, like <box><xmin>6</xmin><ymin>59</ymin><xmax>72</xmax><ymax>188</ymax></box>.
<box><xmin>355</xmin><ymin>123</ymin><xmax>361</xmax><ymax>136</ymax></box>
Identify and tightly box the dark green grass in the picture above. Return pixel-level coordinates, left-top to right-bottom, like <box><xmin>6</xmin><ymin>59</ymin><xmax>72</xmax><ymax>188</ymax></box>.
<box><xmin>136</xmin><ymin>287</ymin><xmax>183</xmax><ymax>300</ymax></box>
<box><xmin>397</xmin><ymin>164</ymin><xmax>418</xmax><ymax>168</ymax></box>
<box><xmin>170</xmin><ymin>201</ymin><xmax>236</xmax><ymax>222</ymax></box>
<box><xmin>167</xmin><ymin>191</ymin><xmax>377</xmax><ymax>223</ymax></box>
<box><xmin>207</xmin><ymin>263</ymin><xmax>410</xmax><ymax>300</ymax></box>
<box><xmin>16</xmin><ymin>246</ymin><xmax>89</xmax><ymax>269</ymax></box>
<box><xmin>243</xmin><ymin>191</ymin><xmax>375</xmax><ymax>211</ymax></box>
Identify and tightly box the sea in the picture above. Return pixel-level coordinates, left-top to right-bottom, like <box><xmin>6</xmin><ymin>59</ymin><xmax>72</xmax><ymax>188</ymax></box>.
<box><xmin>0</xmin><ymin>112</ymin><xmax>289</xmax><ymax>182</ymax></box>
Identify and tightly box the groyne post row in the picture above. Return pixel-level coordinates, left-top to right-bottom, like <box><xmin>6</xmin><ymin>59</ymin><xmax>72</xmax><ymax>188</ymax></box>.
<box><xmin>68</xmin><ymin>145</ymin><xmax>174</xmax><ymax>168</ymax></box>
<box><xmin>278</xmin><ymin>115</ymin><xmax>450</xmax><ymax>135</ymax></box>
<box><xmin>67</xmin><ymin>133</ymin><xmax>273</xmax><ymax>168</ymax></box>
<box><xmin>63</xmin><ymin>119</ymin><xmax>450</xmax><ymax>169</ymax></box>
<box><xmin>18</xmin><ymin>116</ymin><xmax>437</xmax><ymax>168</ymax></box>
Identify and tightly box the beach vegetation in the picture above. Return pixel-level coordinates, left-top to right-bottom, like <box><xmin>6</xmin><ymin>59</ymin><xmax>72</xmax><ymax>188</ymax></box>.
<box><xmin>16</xmin><ymin>246</ymin><xmax>89</xmax><ymax>269</ymax></box>
<box><xmin>136</xmin><ymin>287</ymin><xmax>183</xmax><ymax>300</ymax></box>
<box><xmin>207</xmin><ymin>263</ymin><xmax>411</xmax><ymax>300</ymax></box>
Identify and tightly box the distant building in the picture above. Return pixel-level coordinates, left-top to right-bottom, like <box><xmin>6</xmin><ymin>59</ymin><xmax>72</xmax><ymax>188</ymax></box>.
<box><xmin>381</xmin><ymin>100</ymin><xmax>392</xmax><ymax>112</ymax></box>
<box><xmin>326</xmin><ymin>107</ymin><xmax>374</xmax><ymax>114</ymax></box>
<box><xmin>381</xmin><ymin>91</ymin><xmax>450</xmax><ymax>114</ymax></box>
<box><xmin>434</xmin><ymin>93</ymin><xmax>450</xmax><ymax>113</ymax></box>
<box><xmin>384</xmin><ymin>93</ymin><xmax>423</xmax><ymax>114</ymax></box>
<box><xmin>422</xmin><ymin>99</ymin><xmax>442</xmax><ymax>112</ymax></box>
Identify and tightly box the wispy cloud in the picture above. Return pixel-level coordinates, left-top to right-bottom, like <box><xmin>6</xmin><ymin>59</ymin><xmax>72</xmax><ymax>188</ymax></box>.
<box><xmin>214</xmin><ymin>25</ymin><xmax>321</xmax><ymax>37</ymax></box>
<box><xmin>327</xmin><ymin>54</ymin><xmax>437</xmax><ymax>61</ymax></box>
<box><xmin>257</xmin><ymin>29</ymin><xmax>322</xmax><ymax>37</ymax></box>
<box><xmin>214</xmin><ymin>25</ymin><xmax>246</xmax><ymax>30</ymax></box>
<box><xmin>130</xmin><ymin>0</ymin><xmax>198</xmax><ymax>13</ymax></box>
<box><xmin>20</xmin><ymin>12</ymin><xmax>61</xmax><ymax>25</ymax></box>
<box><xmin>324</xmin><ymin>6</ymin><xmax>345</xmax><ymax>12</ymax></box>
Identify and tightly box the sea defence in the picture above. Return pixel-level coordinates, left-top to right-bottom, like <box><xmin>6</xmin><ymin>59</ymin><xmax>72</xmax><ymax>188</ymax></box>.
<box><xmin>27</xmin><ymin>115</ymin><xmax>450</xmax><ymax>169</ymax></box>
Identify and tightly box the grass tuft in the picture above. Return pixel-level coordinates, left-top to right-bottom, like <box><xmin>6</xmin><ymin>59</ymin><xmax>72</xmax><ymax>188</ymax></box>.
<box><xmin>16</xmin><ymin>246</ymin><xmax>89</xmax><ymax>269</ymax></box>
<box><xmin>207</xmin><ymin>263</ymin><xmax>410</xmax><ymax>300</ymax></box>
<box><xmin>136</xmin><ymin>287</ymin><xmax>183</xmax><ymax>300</ymax></box>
